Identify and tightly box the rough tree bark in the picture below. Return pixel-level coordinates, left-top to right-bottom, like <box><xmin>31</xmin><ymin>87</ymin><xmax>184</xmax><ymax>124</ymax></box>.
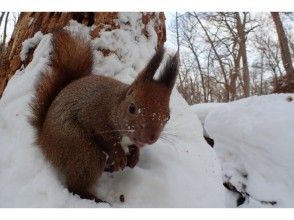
<box><xmin>0</xmin><ymin>12</ymin><xmax>166</xmax><ymax>97</ymax></box>
<box><xmin>271</xmin><ymin>12</ymin><xmax>294</xmax><ymax>79</ymax></box>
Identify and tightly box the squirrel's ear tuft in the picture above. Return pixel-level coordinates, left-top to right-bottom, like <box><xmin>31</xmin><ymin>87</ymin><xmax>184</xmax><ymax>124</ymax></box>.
<box><xmin>133</xmin><ymin>46</ymin><xmax>165</xmax><ymax>83</ymax></box>
<box><xmin>157</xmin><ymin>51</ymin><xmax>179</xmax><ymax>90</ymax></box>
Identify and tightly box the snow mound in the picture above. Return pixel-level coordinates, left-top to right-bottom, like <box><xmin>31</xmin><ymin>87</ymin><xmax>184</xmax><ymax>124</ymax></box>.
<box><xmin>0</xmin><ymin>13</ymin><xmax>224</xmax><ymax>207</ymax></box>
<box><xmin>190</xmin><ymin>103</ymin><xmax>225</xmax><ymax>137</ymax></box>
<box><xmin>205</xmin><ymin>94</ymin><xmax>294</xmax><ymax>207</ymax></box>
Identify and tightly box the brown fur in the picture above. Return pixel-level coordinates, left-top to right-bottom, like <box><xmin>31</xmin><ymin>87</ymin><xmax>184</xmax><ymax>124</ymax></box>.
<box><xmin>29</xmin><ymin>30</ymin><xmax>179</xmax><ymax>203</ymax></box>
<box><xmin>30</xmin><ymin>30</ymin><xmax>93</xmax><ymax>137</ymax></box>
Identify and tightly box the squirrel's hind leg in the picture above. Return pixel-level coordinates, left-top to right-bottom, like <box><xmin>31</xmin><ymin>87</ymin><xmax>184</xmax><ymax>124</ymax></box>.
<box><xmin>63</xmin><ymin>139</ymin><xmax>108</xmax><ymax>204</ymax></box>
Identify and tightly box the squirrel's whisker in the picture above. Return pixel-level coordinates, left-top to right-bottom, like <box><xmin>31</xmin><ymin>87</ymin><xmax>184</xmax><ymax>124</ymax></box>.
<box><xmin>159</xmin><ymin>136</ymin><xmax>174</xmax><ymax>145</ymax></box>
<box><xmin>97</xmin><ymin>129</ymin><xmax>135</xmax><ymax>134</ymax></box>
<box><xmin>162</xmin><ymin>131</ymin><xmax>179</xmax><ymax>137</ymax></box>
<box><xmin>161</xmin><ymin>133</ymin><xmax>178</xmax><ymax>142</ymax></box>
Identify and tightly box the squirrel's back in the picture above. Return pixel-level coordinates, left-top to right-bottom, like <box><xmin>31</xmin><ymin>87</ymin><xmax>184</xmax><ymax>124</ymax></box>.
<box><xmin>30</xmin><ymin>30</ymin><xmax>93</xmax><ymax>137</ymax></box>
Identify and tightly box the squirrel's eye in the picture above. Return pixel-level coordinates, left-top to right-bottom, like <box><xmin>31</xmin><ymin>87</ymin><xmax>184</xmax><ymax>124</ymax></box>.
<box><xmin>128</xmin><ymin>103</ymin><xmax>137</xmax><ymax>115</ymax></box>
<box><xmin>166</xmin><ymin>115</ymin><xmax>170</xmax><ymax>121</ymax></box>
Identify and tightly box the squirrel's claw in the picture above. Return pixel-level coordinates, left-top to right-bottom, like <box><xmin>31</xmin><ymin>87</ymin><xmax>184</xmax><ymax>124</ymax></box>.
<box><xmin>127</xmin><ymin>145</ymin><xmax>140</xmax><ymax>168</ymax></box>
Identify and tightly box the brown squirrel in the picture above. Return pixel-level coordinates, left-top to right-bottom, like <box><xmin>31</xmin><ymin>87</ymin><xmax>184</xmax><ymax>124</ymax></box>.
<box><xmin>29</xmin><ymin>30</ymin><xmax>178</xmax><ymax>203</ymax></box>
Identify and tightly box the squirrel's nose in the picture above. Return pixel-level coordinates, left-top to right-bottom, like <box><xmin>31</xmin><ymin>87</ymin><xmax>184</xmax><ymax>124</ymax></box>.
<box><xmin>147</xmin><ymin>133</ymin><xmax>158</xmax><ymax>144</ymax></box>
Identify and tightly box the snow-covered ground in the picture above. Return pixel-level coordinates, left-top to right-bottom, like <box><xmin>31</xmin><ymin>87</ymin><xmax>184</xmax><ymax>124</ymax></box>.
<box><xmin>194</xmin><ymin>94</ymin><xmax>294</xmax><ymax>207</ymax></box>
<box><xmin>0</xmin><ymin>13</ymin><xmax>225</xmax><ymax>207</ymax></box>
<box><xmin>190</xmin><ymin>103</ymin><xmax>225</xmax><ymax>137</ymax></box>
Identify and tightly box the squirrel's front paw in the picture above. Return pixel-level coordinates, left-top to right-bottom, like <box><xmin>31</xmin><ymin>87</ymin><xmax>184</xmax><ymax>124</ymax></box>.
<box><xmin>104</xmin><ymin>147</ymin><xmax>127</xmax><ymax>172</ymax></box>
<box><xmin>127</xmin><ymin>144</ymin><xmax>140</xmax><ymax>168</ymax></box>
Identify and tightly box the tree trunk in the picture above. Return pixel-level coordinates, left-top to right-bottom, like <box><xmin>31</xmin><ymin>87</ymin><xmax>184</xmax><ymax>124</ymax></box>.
<box><xmin>0</xmin><ymin>12</ymin><xmax>166</xmax><ymax>97</ymax></box>
<box><xmin>207</xmin><ymin>48</ymin><xmax>213</xmax><ymax>102</ymax></box>
<box><xmin>235</xmin><ymin>12</ymin><xmax>250</xmax><ymax>98</ymax></box>
<box><xmin>0</xmin><ymin>12</ymin><xmax>8</xmax><ymax>52</ymax></box>
<box><xmin>230</xmin><ymin>44</ymin><xmax>241</xmax><ymax>101</ymax></box>
<box><xmin>260</xmin><ymin>53</ymin><xmax>264</xmax><ymax>95</ymax></box>
<box><xmin>195</xmin><ymin>53</ymin><xmax>207</xmax><ymax>103</ymax></box>
<box><xmin>0</xmin><ymin>12</ymin><xmax>5</xmax><ymax>52</ymax></box>
<box><xmin>271</xmin><ymin>12</ymin><xmax>294</xmax><ymax>79</ymax></box>
<box><xmin>175</xmin><ymin>12</ymin><xmax>180</xmax><ymax>53</ymax></box>
<box><xmin>2</xmin><ymin>12</ymin><xmax>10</xmax><ymax>46</ymax></box>
<box><xmin>0</xmin><ymin>12</ymin><xmax>5</xmax><ymax>30</ymax></box>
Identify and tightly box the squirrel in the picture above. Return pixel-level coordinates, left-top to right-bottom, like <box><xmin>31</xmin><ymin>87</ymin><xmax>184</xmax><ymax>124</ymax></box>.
<box><xmin>29</xmin><ymin>30</ymin><xmax>179</xmax><ymax>203</ymax></box>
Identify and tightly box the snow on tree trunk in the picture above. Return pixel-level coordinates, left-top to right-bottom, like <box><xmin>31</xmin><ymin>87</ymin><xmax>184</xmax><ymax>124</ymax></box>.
<box><xmin>0</xmin><ymin>12</ymin><xmax>166</xmax><ymax>97</ymax></box>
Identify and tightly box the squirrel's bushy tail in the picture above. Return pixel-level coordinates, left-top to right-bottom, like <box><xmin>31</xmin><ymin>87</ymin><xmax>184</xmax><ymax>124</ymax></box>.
<box><xmin>30</xmin><ymin>30</ymin><xmax>93</xmax><ymax>136</ymax></box>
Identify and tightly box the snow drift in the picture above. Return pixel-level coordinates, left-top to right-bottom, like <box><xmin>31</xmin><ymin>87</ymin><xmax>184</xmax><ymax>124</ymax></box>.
<box><xmin>190</xmin><ymin>103</ymin><xmax>225</xmax><ymax>138</ymax></box>
<box><xmin>203</xmin><ymin>94</ymin><xmax>294</xmax><ymax>207</ymax></box>
<box><xmin>0</xmin><ymin>13</ymin><xmax>224</xmax><ymax>207</ymax></box>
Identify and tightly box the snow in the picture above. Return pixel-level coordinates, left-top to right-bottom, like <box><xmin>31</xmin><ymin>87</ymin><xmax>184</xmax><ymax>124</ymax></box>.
<box><xmin>190</xmin><ymin>103</ymin><xmax>225</xmax><ymax>137</ymax></box>
<box><xmin>92</xmin><ymin>12</ymin><xmax>159</xmax><ymax>84</ymax></box>
<box><xmin>20</xmin><ymin>31</ymin><xmax>44</xmax><ymax>62</ymax></box>
<box><xmin>0</xmin><ymin>13</ymin><xmax>224</xmax><ymax>207</ymax></box>
<box><xmin>204</xmin><ymin>94</ymin><xmax>294</xmax><ymax>207</ymax></box>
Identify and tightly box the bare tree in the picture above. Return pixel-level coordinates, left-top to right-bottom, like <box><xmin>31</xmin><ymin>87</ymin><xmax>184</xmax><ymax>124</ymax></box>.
<box><xmin>191</xmin><ymin>12</ymin><xmax>230</xmax><ymax>101</ymax></box>
<box><xmin>271</xmin><ymin>12</ymin><xmax>294</xmax><ymax>79</ymax></box>
<box><xmin>175</xmin><ymin>12</ymin><xmax>180</xmax><ymax>52</ymax></box>
<box><xmin>172</xmin><ymin>12</ymin><xmax>292</xmax><ymax>104</ymax></box>
<box><xmin>219</xmin><ymin>12</ymin><xmax>242</xmax><ymax>100</ymax></box>
<box><xmin>235</xmin><ymin>12</ymin><xmax>250</xmax><ymax>97</ymax></box>
<box><xmin>0</xmin><ymin>12</ymin><xmax>5</xmax><ymax>28</ymax></box>
<box><xmin>0</xmin><ymin>12</ymin><xmax>6</xmax><ymax>52</ymax></box>
<box><xmin>2</xmin><ymin>12</ymin><xmax>10</xmax><ymax>45</ymax></box>
<box><xmin>180</xmin><ymin>16</ymin><xmax>208</xmax><ymax>102</ymax></box>
<box><xmin>254</xmin><ymin>31</ymin><xmax>283</xmax><ymax>90</ymax></box>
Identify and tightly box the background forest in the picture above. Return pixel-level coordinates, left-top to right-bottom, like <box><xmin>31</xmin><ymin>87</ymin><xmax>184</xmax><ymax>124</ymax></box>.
<box><xmin>168</xmin><ymin>12</ymin><xmax>294</xmax><ymax>104</ymax></box>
